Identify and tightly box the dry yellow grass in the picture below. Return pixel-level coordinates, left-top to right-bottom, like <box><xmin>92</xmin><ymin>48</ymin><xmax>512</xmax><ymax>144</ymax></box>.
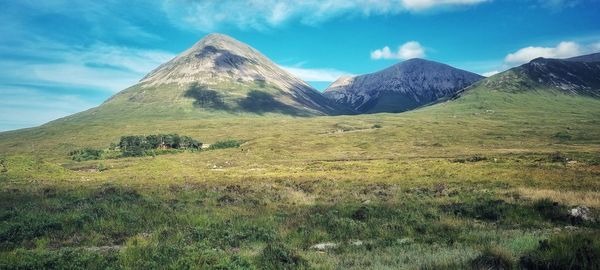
<box><xmin>516</xmin><ymin>187</ymin><xmax>600</xmax><ymax>208</ymax></box>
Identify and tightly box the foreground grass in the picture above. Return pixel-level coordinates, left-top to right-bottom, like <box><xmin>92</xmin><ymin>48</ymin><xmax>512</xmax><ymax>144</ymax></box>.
<box><xmin>0</xmin><ymin>90</ymin><xmax>599</xmax><ymax>269</ymax></box>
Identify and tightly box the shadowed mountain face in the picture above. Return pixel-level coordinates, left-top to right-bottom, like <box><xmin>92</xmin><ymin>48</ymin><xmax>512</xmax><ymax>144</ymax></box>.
<box><xmin>475</xmin><ymin>52</ymin><xmax>600</xmax><ymax>98</ymax></box>
<box><xmin>323</xmin><ymin>59</ymin><xmax>484</xmax><ymax>114</ymax></box>
<box><xmin>87</xmin><ymin>33</ymin><xmax>347</xmax><ymax>119</ymax></box>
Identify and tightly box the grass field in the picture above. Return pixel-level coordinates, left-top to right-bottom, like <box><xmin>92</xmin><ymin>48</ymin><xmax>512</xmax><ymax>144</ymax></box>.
<box><xmin>1</xmin><ymin>86</ymin><xmax>599</xmax><ymax>269</ymax></box>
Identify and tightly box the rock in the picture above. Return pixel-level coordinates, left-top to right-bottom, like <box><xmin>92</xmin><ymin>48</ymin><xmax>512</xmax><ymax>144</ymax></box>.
<box><xmin>397</xmin><ymin>237</ymin><xmax>413</xmax><ymax>245</ymax></box>
<box><xmin>310</xmin><ymin>242</ymin><xmax>338</xmax><ymax>251</ymax></box>
<box><xmin>350</xmin><ymin>240</ymin><xmax>363</xmax><ymax>246</ymax></box>
<box><xmin>568</xmin><ymin>205</ymin><xmax>593</xmax><ymax>221</ymax></box>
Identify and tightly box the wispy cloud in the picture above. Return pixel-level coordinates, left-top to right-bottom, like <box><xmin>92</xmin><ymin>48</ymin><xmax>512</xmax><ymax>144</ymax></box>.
<box><xmin>538</xmin><ymin>0</ymin><xmax>582</xmax><ymax>11</ymax></box>
<box><xmin>0</xmin><ymin>86</ymin><xmax>99</xmax><ymax>131</ymax></box>
<box><xmin>0</xmin><ymin>36</ymin><xmax>175</xmax><ymax>130</ymax></box>
<box><xmin>371</xmin><ymin>41</ymin><xmax>426</xmax><ymax>60</ymax></box>
<box><xmin>162</xmin><ymin>0</ymin><xmax>489</xmax><ymax>31</ymax></box>
<box><xmin>0</xmin><ymin>43</ymin><xmax>175</xmax><ymax>92</ymax></box>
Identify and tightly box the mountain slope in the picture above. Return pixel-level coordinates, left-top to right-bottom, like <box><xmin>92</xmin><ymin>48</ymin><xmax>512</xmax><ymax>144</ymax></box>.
<box><xmin>323</xmin><ymin>59</ymin><xmax>483</xmax><ymax>114</ymax></box>
<box><xmin>70</xmin><ymin>33</ymin><xmax>345</xmax><ymax>122</ymax></box>
<box><xmin>471</xmin><ymin>52</ymin><xmax>600</xmax><ymax>98</ymax></box>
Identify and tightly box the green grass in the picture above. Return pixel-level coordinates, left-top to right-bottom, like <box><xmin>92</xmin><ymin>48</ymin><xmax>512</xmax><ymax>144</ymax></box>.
<box><xmin>0</xmin><ymin>85</ymin><xmax>599</xmax><ymax>269</ymax></box>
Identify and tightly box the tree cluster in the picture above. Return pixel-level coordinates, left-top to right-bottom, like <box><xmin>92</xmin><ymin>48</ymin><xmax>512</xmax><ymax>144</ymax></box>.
<box><xmin>119</xmin><ymin>134</ymin><xmax>202</xmax><ymax>157</ymax></box>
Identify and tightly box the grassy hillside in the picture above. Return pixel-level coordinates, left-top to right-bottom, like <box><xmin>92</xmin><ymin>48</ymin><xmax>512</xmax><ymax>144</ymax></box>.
<box><xmin>1</xmin><ymin>84</ymin><xmax>599</xmax><ymax>269</ymax></box>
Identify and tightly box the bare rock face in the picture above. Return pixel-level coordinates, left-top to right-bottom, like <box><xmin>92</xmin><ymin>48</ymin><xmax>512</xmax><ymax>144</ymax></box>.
<box><xmin>323</xmin><ymin>59</ymin><xmax>483</xmax><ymax>114</ymax></box>
<box><xmin>142</xmin><ymin>34</ymin><xmax>306</xmax><ymax>91</ymax></box>
<box><xmin>519</xmin><ymin>56</ymin><xmax>600</xmax><ymax>96</ymax></box>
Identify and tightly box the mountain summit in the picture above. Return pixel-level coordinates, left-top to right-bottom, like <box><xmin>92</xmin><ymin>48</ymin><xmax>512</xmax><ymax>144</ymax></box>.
<box><xmin>141</xmin><ymin>34</ymin><xmax>309</xmax><ymax>91</ymax></box>
<box><xmin>323</xmin><ymin>59</ymin><xmax>483</xmax><ymax>114</ymax></box>
<box><xmin>99</xmin><ymin>33</ymin><xmax>343</xmax><ymax>117</ymax></box>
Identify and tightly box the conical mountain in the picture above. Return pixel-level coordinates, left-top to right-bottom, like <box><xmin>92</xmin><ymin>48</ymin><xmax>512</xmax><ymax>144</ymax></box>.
<box><xmin>323</xmin><ymin>59</ymin><xmax>483</xmax><ymax>114</ymax></box>
<box><xmin>72</xmin><ymin>33</ymin><xmax>344</xmax><ymax>122</ymax></box>
<box><xmin>472</xmin><ymin>52</ymin><xmax>600</xmax><ymax>97</ymax></box>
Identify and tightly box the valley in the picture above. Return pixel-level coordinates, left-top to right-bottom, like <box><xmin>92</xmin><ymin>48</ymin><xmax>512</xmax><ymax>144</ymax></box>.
<box><xmin>0</xmin><ymin>33</ymin><xmax>599</xmax><ymax>269</ymax></box>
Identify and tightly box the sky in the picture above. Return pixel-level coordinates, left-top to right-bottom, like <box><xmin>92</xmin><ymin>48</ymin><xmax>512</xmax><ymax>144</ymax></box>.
<box><xmin>1</xmin><ymin>0</ymin><xmax>599</xmax><ymax>131</ymax></box>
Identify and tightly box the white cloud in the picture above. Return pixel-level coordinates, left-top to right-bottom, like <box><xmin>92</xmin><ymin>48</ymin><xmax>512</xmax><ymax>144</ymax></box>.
<box><xmin>281</xmin><ymin>65</ymin><xmax>353</xmax><ymax>82</ymax></box>
<box><xmin>504</xmin><ymin>41</ymin><xmax>582</xmax><ymax>65</ymax></box>
<box><xmin>371</xmin><ymin>41</ymin><xmax>426</xmax><ymax>60</ymax></box>
<box><xmin>401</xmin><ymin>0</ymin><xmax>489</xmax><ymax>11</ymax></box>
<box><xmin>163</xmin><ymin>0</ymin><xmax>489</xmax><ymax>31</ymax></box>
<box><xmin>482</xmin><ymin>70</ymin><xmax>500</xmax><ymax>77</ymax></box>
<box><xmin>504</xmin><ymin>41</ymin><xmax>600</xmax><ymax>65</ymax></box>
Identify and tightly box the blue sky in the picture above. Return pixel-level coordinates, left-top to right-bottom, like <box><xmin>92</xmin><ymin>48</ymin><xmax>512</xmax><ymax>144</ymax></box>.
<box><xmin>1</xmin><ymin>0</ymin><xmax>599</xmax><ymax>131</ymax></box>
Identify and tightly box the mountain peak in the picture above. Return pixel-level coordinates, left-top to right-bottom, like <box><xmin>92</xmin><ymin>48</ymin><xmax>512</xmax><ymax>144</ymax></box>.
<box><xmin>139</xmin><ymin>33</ymin><xmax>273</xmax><ymax>86</ymax></box>
<box><xmin>187</xmin><ymin>33</ymin><xmax>253</xmax><ymax>55</ymax></box>
<box><xmin>324</xmin><ymin>59</ymin><xmax>483</xmax><ymax>113</ymax></box>
<box><xmin>108</xmin><ymin>33</ymin><xmax>344</xmax><ymax>116</ymax></box>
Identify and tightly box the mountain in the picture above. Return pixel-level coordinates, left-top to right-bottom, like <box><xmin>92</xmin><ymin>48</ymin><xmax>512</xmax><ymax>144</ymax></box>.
<box><xmin>71</xmin><ymin>33</ymin><xmax>345</xmax><ymax>121</ymax></box>
<box><xmin>473</xmin><ymin>52</ymin><xmax>600</xmax><ymax>97</ymax></box>
<box><xmin>323</xmin><ymin>59</ymin><xmax>484</xmax><ymax>114</ymax></box>
<box><xmin>565</xmin><ymin>52</ymin><xmax>600</xmax><ymax>62</ymax></box>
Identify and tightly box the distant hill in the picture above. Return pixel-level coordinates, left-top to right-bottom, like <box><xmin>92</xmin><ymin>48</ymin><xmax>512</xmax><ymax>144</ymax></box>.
<box><xmin>471</xmin><ymin>52</ymin><xmax>600</xmax><ymax>98</ymax></box>
<box><xmin>323</xmin><ymin>58</ymin><xmax>483</xmax><ymax>114</ymax></box>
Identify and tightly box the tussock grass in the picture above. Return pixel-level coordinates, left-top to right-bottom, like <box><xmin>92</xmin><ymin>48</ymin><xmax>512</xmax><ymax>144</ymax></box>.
<box><xmin>517</xmin><ymin>188</ymin><xmax>600</xmax><ymax>208</ymax></box>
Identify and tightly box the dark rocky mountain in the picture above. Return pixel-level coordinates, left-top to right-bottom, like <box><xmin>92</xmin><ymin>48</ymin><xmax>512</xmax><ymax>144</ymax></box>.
<box><xmin>565</xmin><ymin>52</ymin><xmax>600</xmax><ymax>62</ymax></box>
<box><xmin>323</xmin><ymin>59</ymin><xmax>484</xmax><ymax>114</ymax></box>
<box><xmin>477</xmin><ymin>52</ymin><xmax>600</xmax><ymax>97</ymax></box>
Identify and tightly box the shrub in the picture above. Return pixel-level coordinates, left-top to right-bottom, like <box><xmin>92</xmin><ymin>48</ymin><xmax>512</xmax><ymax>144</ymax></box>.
<box><xmin>208</xmin><ymin>140</ymin><xmax>241</xmax><ymax>150</ymax></box>
<box><xmin>0</xmin><ymin>159</ymin><xmax>7</xmax><ymax>173</ymax></box>
<box><xmin>69</xmin><ymin>148</ymin><xmax>104</xmax><ymax>161</ymax></box>
<box><xmin>547</xmin><ymin>152</ymin><xmax>568</xmax><ymax>163</ymax></box>
<box><xmin>451</xmin><ymin>155</ymin><xmax>487</xmax><ymax>163</ymax></box>
<box><xmin>553</xmin><ymin>131</ymin><xmax>572</xmax><ymax>142</ymax></box>
<box><xmin>351</xmin><ymin>205</ymin><xmax>371</xmax><ymax>221</ymax></box>
<box><xmin>471</xmin><ymin>246</ymin><xmax>513</xmax><ymax>270</ymax></box>
<box><xmin>97</xmin><ymin>163</ymin><xmax>107</xmax><ymax>172</ymax></box>
<box><xmin>532</xmin><ymin>199</ymin><xmax>570</xmax><ymax>223</ymax></box>
<box><xmin>466</xmin><ymin>155</ymin><xmax>487</xmax><ymax>162</ymax></box>
<box><xmin>257</xmin><ymin>243</ymin><xmax>307</xmax><ymax>270</ymax></box>
<box><xmin>519</xmin><ymin>233</ymin><xmax>600</xmax><ymax>270</ymax></box>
